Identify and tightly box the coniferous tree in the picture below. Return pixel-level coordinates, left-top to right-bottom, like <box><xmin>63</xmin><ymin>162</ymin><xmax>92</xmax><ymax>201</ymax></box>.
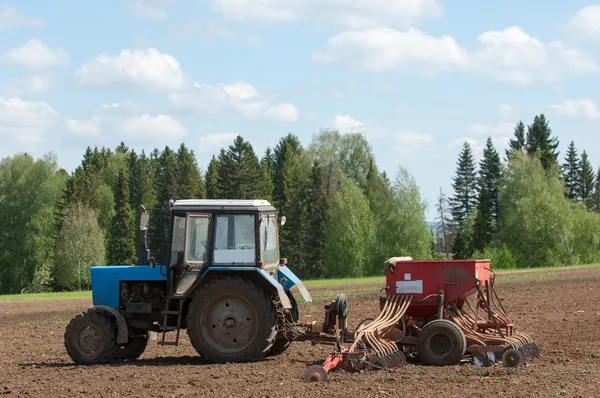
<box><xmin>450</xmin><ymin>142</ymin><xmax>478</xmax><ymax>225</ymax></box>
<box><xmin>216</xmin><ymin>135</ymin><xmax>264</xmax><ymax>199</ymax></box>
<box><xmin>175</xmin><ymin>143</ymin><xmax>205</xmax><ymax>199</ymax></box>
<box><xmin>592</xmin><ymin>168</ymin><xmax>600</xmax><ymax>213</ymax></box>
<box><xmin>108</xmin><ymin>168</ymin><xmax>137</xmax><ymax>265</ymax></box>
<box><xmin>526</xmin><ymin>114</ymin><xmax>559</xmax><ymax>170</ymax></box>
<box><xmin>579</xmin><ymin>150</ymin><xmax>595</xmax><ymax>209</ymax></box>
<box><xmin>562</xmin><ymin>140</ymin><xmax>581</xmax><ymax>201</ymax></box>
<box><xmin>128</xmin><ymin>150</ymin><xmax>154</xmax><ymax>246</ymax></box>
<box><xmin>302</xmin><ymin>160</ymin><xmax>329</xmax><ymax>278</ymax></box>
<box><xmin>205</xmin><ymin>156</ymin><xmax>220</xmax><ymax>199</ymax></box>
<box><xmin>506</xmin><ymin>121</ymin><xmax>526</xmax><ymax>161</ymax></box>
<box><xmin>473</xmin><ymin>138</ymin><xmax>502</xmax><ymax>252</ymax></box>
<box><xmin>450</xmin><ymin>141</ymin><xmax>477</xmax><ymax>258</ymax></box>
<box><xmin>150</xmin><ymin>146</ymin><xmax>178</xmax><ymax>263</ymax></box>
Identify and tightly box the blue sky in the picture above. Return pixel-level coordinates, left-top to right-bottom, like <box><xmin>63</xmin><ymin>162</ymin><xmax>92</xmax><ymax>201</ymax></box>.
<box><xmin>2</xmin><ymin>0</ymin><xmax>600</xmax><ymax>220</ymax></box>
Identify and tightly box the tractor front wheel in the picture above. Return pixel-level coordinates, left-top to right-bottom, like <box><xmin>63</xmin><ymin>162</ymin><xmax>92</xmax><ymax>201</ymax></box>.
<box><xmin>417</xmin><ymin>319</ymin><xmax>466</xmax><ymax>366</ymax></box>
<box><xmin>64</xmin><ymin>308</ymin><xmax>117</xmax><ymax>365</ymax></box>
<box><xmin>186</xmin><ymin>277</ymin><xmax>278</xmax><ymax>363</ymax></box>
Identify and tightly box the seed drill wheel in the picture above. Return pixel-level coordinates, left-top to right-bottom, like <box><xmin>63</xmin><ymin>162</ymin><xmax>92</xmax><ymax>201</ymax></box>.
<box><xmin>186</xmin><ymin>277</ymin><xmax>278</xmax><ymax>363</ymax></box>
<box><xmin>417</xmin><ymin>319</ymin><xmax>467</xmax><ymax>366</ymax></box>
<box><xmin>64</xmin><ymin>308</ymin><xmax>117</xmax><ymax>365</ymax></box>
<box><xmin>502</xmin><ymin>348</ymin><xmax>525</xmax><ymax>368</ymax></box>
<box><xmin>267</xmin><ymin>290</ymin><xmax>299</xmax><ymax>357</ymax></box>
<box><xmin>115</xmin><ymin>329</ymin><xmax>149</xmax><ymax>361</ymax></box>
<box><xmin>304</xmin><ymin>365</ymin><xmax>328</xmax><ymax>382</ymax></box>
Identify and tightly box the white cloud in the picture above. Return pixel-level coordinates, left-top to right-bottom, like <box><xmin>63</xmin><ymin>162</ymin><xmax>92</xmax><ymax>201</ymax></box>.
<box><xmin>128</xmin><ymin>0</ymin><xmax>176</xmax><ymax>19</ymax></box>
<box><xmin>0</xmin><ymin>97</ymin><xmax>59</xmax><ymax>146</ymax></box>
<box><xmin>1</xmin><ymin>39</ymin><xmax>69</xmax><ymax>70</ymax></box>
<box><xmin>199</xmin><ymin>133</ymin><xmax>239</xmax><ymax>152</ymax></box>
<box><xmin>1</xmin><ymin>74</ymin><xmax>53</xmax><ymax>97</ymax></box>
<box><xmin>314</xmin><ymin>25</ymin><xmax>599</xmax><ymax>84</ymax></box>
<box><xmin>169</xmin><ymin>81</ymin><xmax>300</xmax><ymax>122</ymax></box>
<box><xmin>498</xmin><ymin>104</ymin><xmax>516</xmax><ymax>118</ymax></box>
<box><xmin>65</xmin><ymin>103</ymin><xmax>187</xmax><ymax>141</ymax></box>
<box><xmin>566</xmin><ymin>5</ymin><xmax>600</xmax><ymax>41</ymax></box>
<box><xmin>333</xmin><ymin>114</ymin><xmax>364</xmax><ymax>133</ymax></box>
<box><xmin>314</xmin><ymin>27</ymin><xmax>467</xmax><ymax>73</ymax></box>
<box><xmin>548</xmin><ymin>98</ymin><xmax>600</xmax><ymax>120</ymax></box>
<box><xmin>0</xmin><ymin>5</ymin><xmax>43</xmax><ymax>30</ymax></box>
<box><xmin>394</xmin><ymin>130</ymin><xmax>436</xmax><ymax>154</ymax></box>
<box><xmin>450</xmin><ymin>122</ymin><xmax>514</xmax><ymax>153</ymax></box>
<box><xmin>76</xmin><ymin>48</ymin><xmax>188</xmax><ymax>91</ymax></box>
<box><xmin>211</xmin><ymin>0</ymin><xmax>442</xmax><ymax>29</ymax></box>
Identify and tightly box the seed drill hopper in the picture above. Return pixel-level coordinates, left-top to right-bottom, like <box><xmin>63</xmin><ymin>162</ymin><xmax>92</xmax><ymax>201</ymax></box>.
<box><xmin>299</xmin><ymin>258</ymin><xmax>540</xmax><ymax>382</ymax></box>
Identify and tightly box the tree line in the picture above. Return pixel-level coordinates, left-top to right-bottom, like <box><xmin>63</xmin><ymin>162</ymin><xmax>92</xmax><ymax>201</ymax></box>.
<box><xmin>437</xmin><ymin>114</ymin><xmax>600</xmax><ymax>268</ymax></box>
<box><xmin>0</xmin><ymin>131</ymin><xmax>432</xmax><ymax>294</ymax></box>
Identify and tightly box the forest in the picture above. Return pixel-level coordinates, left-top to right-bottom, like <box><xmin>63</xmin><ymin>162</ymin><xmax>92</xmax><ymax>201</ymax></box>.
<box><xmin>1</xmin><ymin>114</ymin><xmax>600</xmax><ymax>294</ymax></box>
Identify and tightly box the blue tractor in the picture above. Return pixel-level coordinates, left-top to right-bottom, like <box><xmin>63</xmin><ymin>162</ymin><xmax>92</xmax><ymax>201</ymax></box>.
<box><xmin>63</xmin><ymin>199</ymin><xmax>312</xmax><ymax>365</ymax></box>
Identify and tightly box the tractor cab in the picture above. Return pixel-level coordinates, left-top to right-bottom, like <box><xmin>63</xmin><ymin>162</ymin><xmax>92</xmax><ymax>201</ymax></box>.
<box><xmin>161</xmin><ymin>199</ymin><xmax>285</xmax><ymax>297</ymax></box>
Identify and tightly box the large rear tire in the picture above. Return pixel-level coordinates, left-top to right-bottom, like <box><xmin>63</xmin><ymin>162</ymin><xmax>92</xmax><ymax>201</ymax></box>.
<box><xmin>267</xmin><ymin>290</ymin><xmax>299</xmax><ymax>357</ymax></box>
<box><xmin>417</xmin><ymin>319</ymin><xmax>466</xmax><ymax>366</ymax></box>
<box><xmin>186</xmin><ymin>277</ymin><xmax>278</xmax><ymax>363</ymax></box>
<box><xmin>64</xmin><ymin>308</ymin><xmax>117</xmax><ymax>365</ymax></box>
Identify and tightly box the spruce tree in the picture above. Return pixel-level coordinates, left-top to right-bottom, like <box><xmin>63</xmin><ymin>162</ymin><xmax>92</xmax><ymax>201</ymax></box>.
<box><xmin>526</xmin><ymin>114</ymin><xmax>559</xmax><ymax>170</ymax></box>
<box><xmin>472</xmin><ymin>138</ymin><xmax>502</xmax><ymax>252</ymax></box>
<box><xmin>216</xmin><ymin>135</ymin><xmax>264</xmax><ymax>199</ymax></box>
<box><xmin>592</xmin><ymin>167</ymin><xmax>600</xmax><ymax>213</ymax></box>
<box><xmin>562</xmin><ymin>140</ymin><xmax>581</xmax><ymax>201</ymax></box>
<box><xmin>506</xmin><ymin>121</ymin><xmax>526</xmax><ymax>161</ymax></box>
<box><xmin>205</xmin><ymin>156</ymin><xmax>220</xmax><ymax>199</ymax></box>
<box><xmin>260</xmin><ymin>149</ymin><xmax>275</xmax><ymax>202</ymax></box>
<box><xmin>128</xmin><ymin>150</ymin><xmax>154</xmax><ymax>245</ymax></box>
<box><xmin>302</xmin><ymin>160</ymin><xmax>329</xmax><ymax>278</ymax></box>
<box><xmin>175</xmin><ymin>143</ymin><xmax>205</xmax><ymax>199</ymax></box>
<box><xmin>450</xmin><ymin>141</ymin><xmax>478</xmax><ymax>225</ymax></box>
<box><xmin>150</xmin><ymin>146</ymin><xmax>178</xmax><ymax>263</ymax></box>
<box><xmin>580</xmin><ymin>151</ymin><xmax>595</xmax><ymax>209</ymax></box>
<box><xmin>108</xmin><ymin>168</ymin><xmax>137</xmax><ymax>265</ymax></box>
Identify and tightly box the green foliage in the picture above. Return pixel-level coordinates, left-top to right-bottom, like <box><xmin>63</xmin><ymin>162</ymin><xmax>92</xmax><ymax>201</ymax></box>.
<box><xmin>0</xmin><ymin>153</ymin><xmax>66</xmax><ymax>294</ymax></box>
<box><xmin>593</xmin><ymin>168</ymin><xmax>600</xmax><ymax>213</ymax></box>
<box><xmin>472</xmin><ymin>244</ymin><xmax>516</xmax><ymax>270</ymax></box>
<box><xmin>562</xmin><ymin>140</ymin><xmax>581</xmax><ymax>201</ymax></box>
<box><xmin>569</xmin><ymin>204</ymin><xmax>600</xmax><ymax>265</ymax></box>
<box><xmin>323</xmin><ymin>181</ymin><xmax>375</xmax><ymax>278</ymax></box>
<box><xmin>175</xmin><ymin>143</ymin><xmax>205</xmax><ymax>199</ymax></box>
<box><xmin>473</xmin><ymin>137</ymin><xmax>502</xmax><ymax>252</ymax></box>
<box><xmin>108</xmin><ymin>168</ymin><xmax>137</xmax><ymax>265</ymax></box>
<box><xmin>580</xmin><ymin>151</ymin><xmax>595</xmax><ymax>209</ymax></box>
<box><xmin>205</xmin><ymin>156</ymin><xmax>220</xmax><ymax>199</ymax></box>
<box><xmin>506</xmin><ymin>121</ymin><xmax>526</xmax><ymax>161</ymax></box>
<box><xmin>496</xmin><ymin>152</ymin><xmax>573</xmax><ymax>268</ymax></box>
<box><xmin>215</xmin><ymin>135</ymin><xmax>265</xmax><ymax>199</ymax></box>
<box><xmin>526</xmin><ymin>114</ymin><xmax>559</xmax><ymax>170</ymax></box>
<box><xmin>450</xmin><ymin>141</ymin><xmax>478</xmax><ymax>225</ymax></box>
<box><xmin>53</xmin><ymin>203</ymin><xmax>106</xmax><ymax>290</ymax></box>
<box><xmin>303</xmin><ymin>160</ymin><xmax>329</xmax><ymax>278</ymax></box>
<box><xmin>435</xmin><ymin>188</ymin><xmax>454</xmax><ymax>258</ymax></box>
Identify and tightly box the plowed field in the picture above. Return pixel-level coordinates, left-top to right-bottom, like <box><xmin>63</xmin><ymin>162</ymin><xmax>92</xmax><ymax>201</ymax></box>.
<box><xmin>2</xmin><ymin>267</ymin><xmax>600</xmax><ymax>398</ymax></box>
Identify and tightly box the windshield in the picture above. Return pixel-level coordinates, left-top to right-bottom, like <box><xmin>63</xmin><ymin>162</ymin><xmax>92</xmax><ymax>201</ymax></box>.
<box><xmin>213</xmin><ymin>214</ymin><xmax>256</xmax><ymax>265</ymax></box>
<box><xmin>260</xmin><ymin>214</ymin><xmax>279</xmax><ymax>266</ymax></box>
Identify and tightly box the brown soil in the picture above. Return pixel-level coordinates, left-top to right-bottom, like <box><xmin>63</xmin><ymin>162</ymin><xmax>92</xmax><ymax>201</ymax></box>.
<box><xmin>2</xmin><ymin>267</ymin><xmax>600</xmax><ymax>398</ymax></box>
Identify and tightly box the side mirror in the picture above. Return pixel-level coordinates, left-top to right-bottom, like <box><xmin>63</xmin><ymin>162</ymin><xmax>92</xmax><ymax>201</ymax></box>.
<box><xmin>280</xmin><ymin>216</ymin><xmax>286</xmax><ymax>226</ymax></box>
<box><xmin>140</xmin><ymin>212</ymin><xmax>150</xmax><ymax>231</ymax></box>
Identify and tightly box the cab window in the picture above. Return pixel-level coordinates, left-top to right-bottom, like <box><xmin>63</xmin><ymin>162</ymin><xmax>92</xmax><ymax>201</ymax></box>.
<box><xmin>170</xmin><ymin>215</ymin><xmax>186</xmax><ymax>266</ymax></box>
<box><xmin>213</xmin><ymin>214</ymin><xmax>255</xmax><ymax>265</ymax></box>
<box><xmin>185</xmin><ymin>215</ymin><xmax>210</xmax><ymax>263</ymax></box>
<box><xmin>260</xmin><ymin>215</ymin><xmax>279</xmax><ymax>266</ymax></box>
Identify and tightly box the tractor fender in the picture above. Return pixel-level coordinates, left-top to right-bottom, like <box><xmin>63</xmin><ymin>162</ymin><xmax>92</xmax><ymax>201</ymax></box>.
<box><xmin>92</xmin><ymin>305</ymin><xmax>129</xmax><ymax>344</ymax></box>
<box><xmin>198</xmin><ymin>267</ymin><xmax>292</xmax><ymax>309</ymax></box>
<box><xmin>277</xmin><ymin>265</ymin><xmax>312</xmax><ymax>303</ymax></box>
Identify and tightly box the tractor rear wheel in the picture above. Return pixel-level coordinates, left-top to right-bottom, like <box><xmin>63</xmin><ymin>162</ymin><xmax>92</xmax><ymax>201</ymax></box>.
<box><xmin>115</xmin><ymin>330</ymin><xmax>148</xmax><ymax>361</ymax></box>
<box><xmin>417</xmin><ymin>319</ymin><xmax>466</xmax><ymax>366</ymax></box>
<box><xmin>64</xmin><ymin>308</ymin><xmax>117</xmax><ymax>365</ymax></box>
<box><xmin>186</xmin><ymin>277</ymin><xmax>278</xmax><ymax>363</ymax></box>
<box><xmin>267</xmin><ymin>290</ymin><xmax>299</xmax><ymax>357</ymax></box>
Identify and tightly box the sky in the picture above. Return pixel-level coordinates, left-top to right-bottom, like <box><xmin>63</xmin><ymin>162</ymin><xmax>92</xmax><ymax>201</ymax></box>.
<box><xmin>2</xmin><ymin>0</ymin><xmax>600</xmax><ymax>221</ymax></box>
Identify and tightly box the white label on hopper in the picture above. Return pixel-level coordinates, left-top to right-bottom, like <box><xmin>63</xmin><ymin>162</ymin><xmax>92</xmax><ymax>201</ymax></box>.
<box><xmin>396</xmin><ymin>280</ymin><xmax>423</xmax><ymax>294</ymax></box>
<box><xmin>404</xmin><ymin>273</ymin><xmax>411</xmax><ymax>280</ymax></box>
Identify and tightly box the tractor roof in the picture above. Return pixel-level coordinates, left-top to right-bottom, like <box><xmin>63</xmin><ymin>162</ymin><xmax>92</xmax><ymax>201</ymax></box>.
<box><xmin>171</xmin><ymin>199</ymin><xmax>276</xmax><ymax>212</ymax></box>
